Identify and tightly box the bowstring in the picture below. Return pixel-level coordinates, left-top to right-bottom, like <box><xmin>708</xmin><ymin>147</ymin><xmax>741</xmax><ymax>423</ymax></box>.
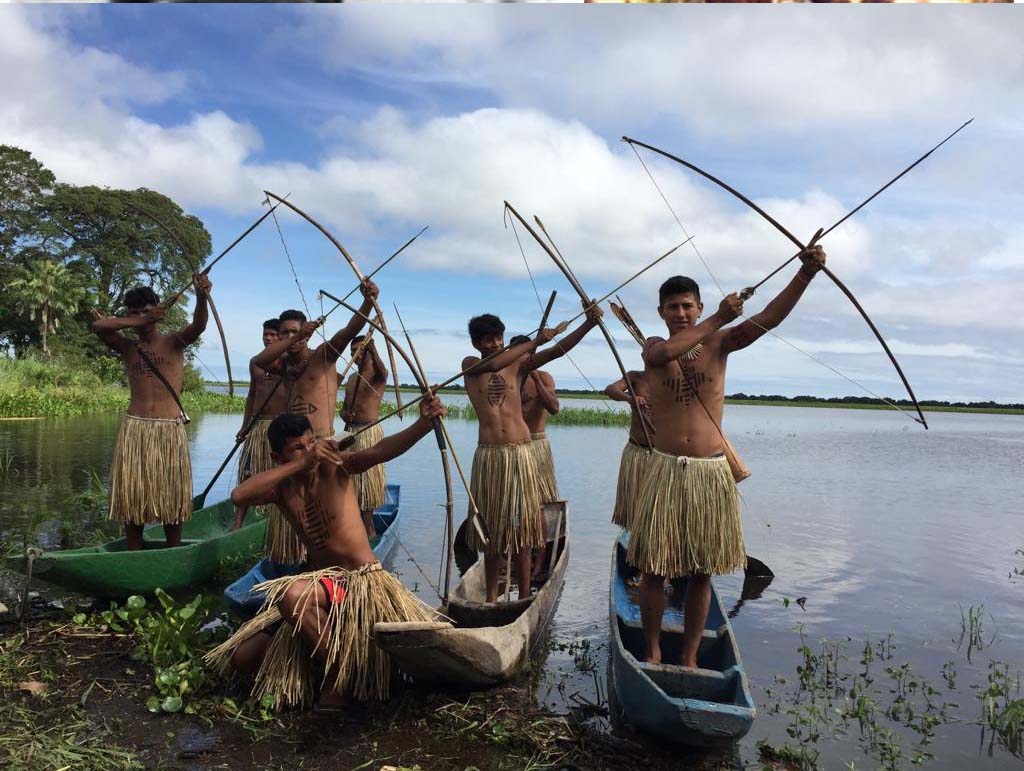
<box><xmin>268</xmin><ymin>205</ymin><xmax>383</xmax><ymax>429</ymax></box>
<box><xmin>628</xmin><ymin>143</ymin><xmax>922</xmax><ymax>424</ymax></box>
<box><xmin>507</xmin><ymin>217</ymin><xmax>616</xmax><ymax>414</ymax></box>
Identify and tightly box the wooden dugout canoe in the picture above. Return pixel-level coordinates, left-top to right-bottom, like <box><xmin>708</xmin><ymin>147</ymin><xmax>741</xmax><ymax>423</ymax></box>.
<box><xmin>223</xmin><ymin>483</ymin><xmax>402</xmax><ymax>619</ymax></box>
<box><xmin>373</xmin><ymin>501</ymin><xmax>568</xmax><ymax>688</ymax></box>
<box><xmin>608</xmin><ymin>531</ymin><xmax>756</xmax><ymax>747</ymax></box>
<box><xmin>4</xmin><ymin>499</ymin><xmax>266</xmax><ymax>599</ymax></box>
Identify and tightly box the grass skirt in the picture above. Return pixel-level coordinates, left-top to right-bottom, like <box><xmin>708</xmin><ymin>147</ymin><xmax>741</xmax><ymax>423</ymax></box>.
<box><xmin>205</xmin><ymin>563</ymin><xmax>436</xmax><ymax>707</ymax></box>
<box><xmin>529</xmin><ymin>433</ymin><xmax>559</xmax><ymax>504</ymax></box>
<box><xmin>626</xmin><ymin>451</ymin><xmax>744</xmax><ymax>578</ymax></box>
<box><xmin>466</xmin><ymin>441</ymin><xmax>543</xmax><ymax>556</ymax></box>
<box><xmin>611</xmin><ymin>440</ymin><xmax>650</xmax><ymax>530</ymax></box>
<box><xmin>108</xmin><ymin>414</ymin><xmax>191</xmax><ymax>525</ymax></box>
<box><xmin>346</xmin><ymin>423</ymin><xmax>387</xmax><ymax>512</ymax></box>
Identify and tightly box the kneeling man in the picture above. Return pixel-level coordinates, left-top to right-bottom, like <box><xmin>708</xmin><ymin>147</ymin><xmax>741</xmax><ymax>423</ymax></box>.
<box><xmin>206</xmin><ymin>396</ymin><xmax>445</xmax><ymax>710</ymax></box>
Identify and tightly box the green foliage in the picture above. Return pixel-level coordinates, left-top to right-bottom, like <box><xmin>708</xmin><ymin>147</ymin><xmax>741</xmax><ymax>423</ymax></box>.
<box><xmin>0</xmin><ymin>354</ymin><xmax>244</xmax><ymax>417</ymax></box>
<box><xmin>75</xmin><ymin>589</ymin><xmax>224</xmax><ymax>714</ymax></box>
<box><xmin>7</xmin><ymin>259</ymin><xmax>85</xmax><ymax>355</ymax></box>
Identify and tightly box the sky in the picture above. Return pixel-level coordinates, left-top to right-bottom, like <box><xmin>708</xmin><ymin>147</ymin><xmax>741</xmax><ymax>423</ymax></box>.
<box><xmin>2</xmin><ymin>4</ymin><xmax>1023</xmax><ymax>409</ymax></box>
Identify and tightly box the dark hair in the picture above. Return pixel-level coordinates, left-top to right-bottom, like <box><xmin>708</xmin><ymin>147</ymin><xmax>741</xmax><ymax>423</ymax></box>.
<box><xmin>279</xmin><ymin>309</ymin><xmax>307</xmax><ymax>325</ymax></box>
<box><xmin>508</xmin><ymin>335</ymin><xmax>530</xmax><ymax>346</ymax></box>
<box><xmin>468</xmin><ymin>314</ymin><xmax>505</xmax><ymax>344</ymax></box>
<box><xmin>263</xmin><ymin>318</ymin><xmax>281</xmax><ymax>332</ymax></box>
<box><xmin>267</xmin><ymin>413</ymin><xmax>311</xmax><ymax>454</ymax></box>
<box><xmin>659</xmin><ymin>276</ymin><xmax>701</xmax><ymax>306</ymax></box>
<box><xmin>124</xmin><ymin>286</ymin><xmax>160</xmax><ymax>310</ymax></box>
<box><xmin>351</xmin><ymin>335</ymin><xmax>366</xmax><ymax>346</ymax></box>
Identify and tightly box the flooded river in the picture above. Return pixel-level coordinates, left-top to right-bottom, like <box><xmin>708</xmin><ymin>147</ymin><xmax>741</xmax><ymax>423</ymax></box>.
<box><xmin>2</xmin><ymin>402</ymin><xmax>1022</xmax><ymax>769</ymax></box>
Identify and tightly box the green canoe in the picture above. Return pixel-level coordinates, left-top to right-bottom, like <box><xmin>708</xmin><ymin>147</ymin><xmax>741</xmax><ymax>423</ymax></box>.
<box><xmin>4</xmin><ymin>499</ymin><xmax>266</xmax><ymax>598</ymax></box>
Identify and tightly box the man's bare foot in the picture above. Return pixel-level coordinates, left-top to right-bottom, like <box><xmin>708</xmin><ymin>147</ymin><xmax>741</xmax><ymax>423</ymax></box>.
<box><xmin>643</xmin><ymin>652</ymin><xmax>662</xmax><ymax>665</ymax></box>
<box><xmin>680</xmin><ymin>656</ymin><xmax>699</xmax><ymax>669</ymax></box>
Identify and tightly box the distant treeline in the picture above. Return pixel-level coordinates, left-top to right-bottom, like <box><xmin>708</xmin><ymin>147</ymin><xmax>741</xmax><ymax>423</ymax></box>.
<box><xmin>725</xmin><ymin>393</ymin><xmax>1024</xmax><ymax>410</ymax></box>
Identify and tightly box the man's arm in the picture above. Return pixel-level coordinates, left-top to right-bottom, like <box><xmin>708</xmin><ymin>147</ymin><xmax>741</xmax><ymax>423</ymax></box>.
<box><xmin>644</xmin><ymin>294</ymin><xmax>742</xmax><ymax>367</ymax></box>
<box><xmin>253</xmin><ymin>320</ymin><xmax>322</xmax><ymax>371</ymax></box>
<box><xmin>342</xmin><ymin>395</ymin><xmax>446</xmax><ymax>474</ymax></box>
<box><xmin>460</xmin><ymin>325</ymin><xmax>560</xmax><ymax>376</ymax></box>
<box><xmin>531</xmin><ymin>371</ymin><xmax>560</xmax><ymax>415</ymax></box>
<box><xmin>175</xmin><ymin>274</ymin><xmax>211</xmax><ymax>348</ymax></box>
<box><xmin>88</xmin><ymin>309</ymin><xmax>133</xmax><ymax>354</ymax></box>
<box><xmin>367</xmin><ymin>340</ymin><xmax>388</xmax><ymax>384</ymax></box>
<box><xmin>325</xmin><ymin>280</ymin><xmax>377</xmax><ymax>363</ymax></box>
<box><xmin>528</xmin><ymin>302</ymin><xmax>603</xmax><ymax>370</ymax></box>
<box><xmin>720</xmin><ymin>247</ymin><xmax>826</xmax><ymax>355</ymax></box>
<box><xmin>604</xmin><ymin>371</ymin><xmax>643</xmax><ymax>402</ymax></box>
<box><xmin>231</xmin><ymin>441</ymin><xmax>345</xmax><ymax>508</ymax></box>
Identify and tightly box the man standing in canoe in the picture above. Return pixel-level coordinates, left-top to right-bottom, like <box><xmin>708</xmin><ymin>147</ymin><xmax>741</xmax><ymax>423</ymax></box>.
<box><xmin>604</xmin><ymin>370</ymin><xmax>653</xmax><ymax>532</ymax></box>
<box><xmin>205</xmin><ymin>395</ymin><xmax>445</xmax><ymax>710</ymax></box>
<box><xmin>252</xmin><ymin>279</ymin><xmax>379</xmax><ymax>442</ymax></box>
<box><xmin>629</xmin><ymin>246</ymin><xmax>825</xmax><ymax>666</ymax></box>
<box><xmin>463</xmin><ymin>303</ymin><xmax>602</xmax><ymax>603</ymax></box>
<box><xmin>232</xmin><ymin>318</ymin><xmax>303</xmax><ymax>565</ymax></box>
<box><xmin>89</xmin><ymin>276</ymin><xmax>211</xmax><ymax>550</ymax></box>
<box><xmin>339</xmin><ymin>335</ymin><xmax>390</xmax><ymax>539</ymax></box>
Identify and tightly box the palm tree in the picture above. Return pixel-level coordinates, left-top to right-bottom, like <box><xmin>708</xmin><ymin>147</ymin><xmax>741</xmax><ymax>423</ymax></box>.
<box><xmin>8</xmin><ymin>259</ymin><xmax>83</xmax><ymax>355</ymax></box>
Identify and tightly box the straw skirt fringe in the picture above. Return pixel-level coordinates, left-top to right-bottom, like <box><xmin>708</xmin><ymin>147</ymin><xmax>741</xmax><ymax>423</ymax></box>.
<box><xmin>346</xmin><ymin>423</ymin><xmax>387</xmax><ymax>512</ymax></box>
<box><xmin>611</xmin><ymin>441</ymin><xmax>650</xmax><ymax>530</ymax></box>
<box><xmin>108</xmin><ymin>414</ymin><xmax>191</xmax><ymax>525</ymax></box>
<box><xmin>529</xmin><ymin>433</ymin><xmax>559</xmax><ymax>503</ymax></box>
<box><xmin>626</xmin><ymin>451</ymin><xmax>744</xmax><ymax>578</ymax></box>
<box><xmin>466</xmin><ymin>442</ymin><xmax>543</xmax><ymax>556</ymax></box>
<box><xmin>204</xmin><ymin>564</ymin><xmax>436</xmax><ymax>708</ymax></box>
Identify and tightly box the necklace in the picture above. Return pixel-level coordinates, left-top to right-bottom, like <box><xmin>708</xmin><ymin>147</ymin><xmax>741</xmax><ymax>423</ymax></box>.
<box><xmin>680</xmin><ymin>343</ymin><xmax>703</xmax><ymax>361</ymax></box>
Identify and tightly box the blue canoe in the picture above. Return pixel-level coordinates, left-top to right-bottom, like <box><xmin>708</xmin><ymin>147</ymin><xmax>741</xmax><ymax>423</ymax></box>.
<box><xmin>223</xmin><ymin>484</ymin><xmax>401</xmax><ymax>618</ymax></box>
<box><xmin>608</xmin><ymin>531</ymin><xmax>756</xmax><ymax>747</ymax></box>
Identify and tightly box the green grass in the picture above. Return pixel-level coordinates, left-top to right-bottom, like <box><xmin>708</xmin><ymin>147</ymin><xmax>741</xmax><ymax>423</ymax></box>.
<box><xmin>1</xmin><ymin>356</ymin><xmax>244</xmax><ymax>418</ymax></box>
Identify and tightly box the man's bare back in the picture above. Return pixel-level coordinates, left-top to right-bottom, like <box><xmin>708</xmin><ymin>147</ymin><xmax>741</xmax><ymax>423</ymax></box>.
<box><xmin>341</xmin><ymin>338</ymin><xmax>388</xmax><ymax>425</ymax></box>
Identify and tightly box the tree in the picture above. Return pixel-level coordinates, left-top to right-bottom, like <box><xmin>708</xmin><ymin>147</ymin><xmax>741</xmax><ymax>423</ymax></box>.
<box><xmin>8</xmin><ymin>259</ymin><xmax>84</xmax><ymax>355</ymax></box>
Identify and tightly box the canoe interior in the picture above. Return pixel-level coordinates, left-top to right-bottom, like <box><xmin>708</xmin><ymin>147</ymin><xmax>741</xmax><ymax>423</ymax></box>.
<box><xmin>613</xmin><ymin>533</ymin><xmax>755</xmax><ymax>711</ymax></box>
<box><xmin>445</xmin><ymin>502</ymin><xmax>565</xmax><ymax>630</ymax></box>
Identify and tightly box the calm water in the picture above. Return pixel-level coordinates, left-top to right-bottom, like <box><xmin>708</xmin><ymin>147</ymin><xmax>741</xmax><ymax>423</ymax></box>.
<box><xmin>2</xmin><ymin>405</ymin><xmax>1022</xmax><ymax>769</ymax></box>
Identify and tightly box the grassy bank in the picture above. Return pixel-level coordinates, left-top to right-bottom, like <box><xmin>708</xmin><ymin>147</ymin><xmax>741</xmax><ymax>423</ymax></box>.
<box><xmin>1</xmin><ymin>357</ymin><xmax>244</xmax><ymax>418</ymax></box>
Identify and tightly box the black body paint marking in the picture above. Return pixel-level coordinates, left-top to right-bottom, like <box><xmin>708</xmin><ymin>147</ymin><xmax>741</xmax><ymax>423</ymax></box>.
<box><xmin>487</xmin><ymin>373</ymin><xmax>507</xmax><ymax>407</ymax></box>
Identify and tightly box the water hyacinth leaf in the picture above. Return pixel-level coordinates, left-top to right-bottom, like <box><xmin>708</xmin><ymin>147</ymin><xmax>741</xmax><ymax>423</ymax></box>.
<box><xmin>146</xmin><ymin>696</ymin><xmax>161</xmax><ymax>713</ymax></box>
<box><xmin>161</xmin><ymin>695</ymin><xmax>183</xmax><ymax>713</ymax></box>
<box><xmin>127</xmin><ymin>595</ymin><xmax>146</xmax><ymax>610</ymax></box>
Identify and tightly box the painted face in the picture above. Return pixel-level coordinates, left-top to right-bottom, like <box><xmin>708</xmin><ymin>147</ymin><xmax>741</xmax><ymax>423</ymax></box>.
<box><xmin>277</xmin><ymin>319</ymin><xmax>307</xmax><ymax>354</ymax></box>
<box><xmin>474</xmin><ymin>333</ymin><xmax>504</xmax><ymax>359</ymax></box>
<box><xmin>658</xmin><ymin>292</ymin><xmax>703</xmax><ymax>334</ymax></box>
<box><xmin>262</xmin><ymin>328</ymin><xmax>278</xmax><ymax>347</ymax></box>
<box><xmin>273</xmin><ymin>430</ymin><xmax>314</xmax><ymax>465</ymax></box>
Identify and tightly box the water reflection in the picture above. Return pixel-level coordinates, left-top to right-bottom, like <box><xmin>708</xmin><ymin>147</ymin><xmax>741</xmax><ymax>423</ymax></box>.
<box><xmin>2</xmin><ymin>405</ymin><xmax>1023</xmax><ymax>768</ymax></box>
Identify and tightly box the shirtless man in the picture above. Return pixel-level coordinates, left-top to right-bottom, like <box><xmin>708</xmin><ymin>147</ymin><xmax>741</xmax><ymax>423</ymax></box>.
<box><xmin>90</xmin><ymin>276</ymin><xmax>211</xmax><ymax>550</ymax></box>
<box><xmin>207</xmin><ymin>395</ymin><xmax>445</xmax><ymax>710</ymax></box>
<box><xmin>252</xmin><ymin>279</ymin><xmax>378</xmax><ymax>441</ymax></box>
<box><xmin>463</xmin><ymin>302</ymin><xmax>602</xmax><ymax>603</ymax></box>
<box><xmin>604</xmin><ymin>370</ymin><xmax>654</xmax><ymax>532</ymax></box>
<box><xmin>339</xmin><ymin>336</ymin><xmax>390</xmax><ymax>538</ymax></box>
<box><xmin>629</xmin><ymin>246</ymin><xmax>826</xmax><ymax>666</ymax></box>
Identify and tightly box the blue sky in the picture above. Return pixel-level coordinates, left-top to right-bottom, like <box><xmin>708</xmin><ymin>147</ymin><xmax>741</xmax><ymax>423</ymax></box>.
<box><xmin>3</xmin><ymin>5</ymin><xmax>1023</xmax><ymax>408</ymax></box>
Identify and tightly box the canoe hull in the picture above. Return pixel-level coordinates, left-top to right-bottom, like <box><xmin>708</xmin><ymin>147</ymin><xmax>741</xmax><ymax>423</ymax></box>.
<box><xmin>374</xmin><ymin>501</ymin><xmax>568</xmax><ymax>688</ymax></box>
<box><xmin>223</xmin><ymin>484</ymin><xmax>402</xmax><ymax>618</ymax></box>
<box><xmin>4</xmin><ymin>499</ymin><xmax>266</xmax><ymax>598</ymax></box>
<box><xmin>608</xmin><ymin>532</ymin><xmax>755</xmax><ymax>747</ymax></box>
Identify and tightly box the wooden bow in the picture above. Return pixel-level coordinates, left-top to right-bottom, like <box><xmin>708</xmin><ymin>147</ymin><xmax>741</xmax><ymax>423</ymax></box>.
<box><xmin>262</xmin><ymin>190</ymin><xmax>405</xmax><ymax>416</ymax></box>
<box><xmin>622</xmin><ymin>136</ymin><xmax>941</xmax><ymax>429</ymax></box>
<box><xmin>124</xmin><ymin>200</ymin><xmax>235</xmax><ymax>397</ymax></box>
<box><xmin>503</xmin><ymin>201</ymin><xmax>654</xmax><ymax>446</ymax></box>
